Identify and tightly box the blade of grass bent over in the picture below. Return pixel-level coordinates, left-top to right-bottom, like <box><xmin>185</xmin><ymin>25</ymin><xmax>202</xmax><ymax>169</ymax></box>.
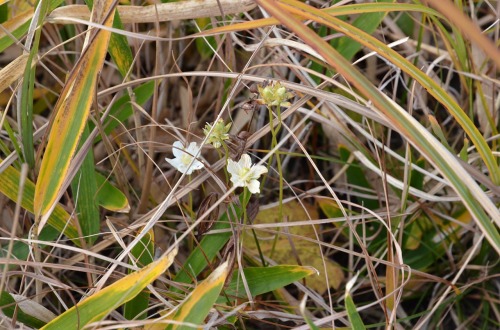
<box><xmin>255</xmin><ymin>0</ymin><xmax>500</xmax><ymax>253</ymax></box>
<box><xmin>34</xmin><ymin>0</ymin><xmax>116</xmax><ymax>233</ymax></box>
<box><xmin>197</xmin><ymin>3</ymin><xmax>443</xmax><ymax>39</ymax></box>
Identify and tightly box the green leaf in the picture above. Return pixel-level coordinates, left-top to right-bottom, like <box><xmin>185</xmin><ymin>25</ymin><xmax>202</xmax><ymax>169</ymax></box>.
<box><xmin>95</xmin><ymin>172</ymin><xmax>130</xmax><ymax>212</ymax></box>
<box><xmin>0</xmin><ymin>291</ymin><xmax>47</xmax><ymax>328</ymax></box>
<box><xmin>0</xmin><ymin>0</ymin><xmax>65</xmax><ymax>53</ymax></box>
<box><xmin>256</xmin><ymin>0</ymin><xmax>500</xmax><ymax>254</ymax></box>
<box><xmin>84</xmin><ymin>0</ymin><xmax>133</xmax><ymax>77</ymax></box>
<box><xmin>222</xmin><ymin>265</ymin><xmax>315</xmax><ymax>302</ymax></box>
<box><xmin>345</xmin><ymin>274</ymin><xmax>366</xmax><ymax>330</ymax></box>
<box><xmin>123</xmin><ymin>229</ymin><xmax>155</xmax><ymax>320</ymax></box>
<box><xmin>345</xmin><ymin>293</ymin><xmax>366</xmax><ymax>329</ymax></box>
<box><xmin>333</xmin><ymin>0</ymin><xmax>392</xmax><ymax>60</ymax></box>
<box><xmin>19</xmin><ymin>0</ymin><xmax>50</xmax><ymax>168</ymax></box>
<box><xmin>0</xmin><ymin>226</ymin><xmax>59</xmax><ymax>265</ymax></box>
<box><xmin>71</xmin><ymin>125</ymin><xmax>100</xmax><ymax>245</ymax></box>
<box><xmin>0</xmin><ymin>4</ymin><xmax>8</xmax><ymax>23</ymax></box>
<box><xmin>195</xmin><ymin>17</ymin><xmax>217</xmax><ymax>59</ymax></box>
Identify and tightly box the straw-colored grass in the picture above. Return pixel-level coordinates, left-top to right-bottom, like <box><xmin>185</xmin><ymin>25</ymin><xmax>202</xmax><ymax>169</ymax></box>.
<box><xmin>0</xmin><ymin>0</ymin><xmax>498</xmax><ymax>329</ymax></box>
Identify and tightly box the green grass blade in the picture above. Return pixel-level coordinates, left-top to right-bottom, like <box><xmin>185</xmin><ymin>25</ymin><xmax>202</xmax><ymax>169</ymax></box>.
<box><xmin>70</xmin><ymin>125</ymin><xmax>100</xmax><ymax>245</ymax></box>
<box><xmin>0</xmin><ymin>291</ymin><xmax>47</xmax><ymax>328</ymax></box>
<box><xmin>123</xmin><ymin>228</ymin><xmax>155</xmax><ymax>320</ymax></box>
<box><xmin>222</xmin><ymin>265</ymin><xmax>315</xmax><ymax>302</ymax></box>
<box><xmin>0</xmin><ymin>0</ymin><xmax>65</xmax><ymax>53</ymax></box>
<box><xmin>0</xmin><ymin>226</ymin><xmax>60</xmax><ymax>264</ymax></box>
<box><xmin>19</xmin><ymin>0</ymin><xmax>50</xmax><ymax>168</ymax></box>
<box><xmin>280</xmin><ymin>0</ymin><xmax>500</xmax><ymax>186</ymax></box>
<box><xmin>84</xmin><ymin>0</ymin><xmax>133</xmax><ymax>78</ymax></box>
<box><xmin>345</xmin><ymin>274</ymin><xmax>366</xmax><ymax>330</ymax></box>
<box><xmin>333</xmin><ymin>0</ymin><xmax>393</xmax><ymax>60</ymax></box>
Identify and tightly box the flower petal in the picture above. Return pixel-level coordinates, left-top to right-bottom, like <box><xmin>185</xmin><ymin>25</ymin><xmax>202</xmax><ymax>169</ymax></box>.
<box><xmin>239</xmin><ymin>154</ymin><xmax>252</xmax><ymax>168</ymax></box>
<box><xmin>230</xmin><ymin>175</ymin><xmax>245</xmax><ymax>188</ymax></box>
<box><xmin>172</xmin><ymin>141</ymin><xmax>184</xmax><ymax>158</ymax></box>
<box><xmin>250</xmin><ymin>165</ymin><xmax>268</xmax><ymax>179</ymax></box>
<box><xmin>186</xmin><ymin>142</ymin><xmax>200</xmax><ymax>155</ymax></box>
<box><xmin>166</xmin><ymin>157</ymin><xmax>181</xmax><ymax>170</ymax></box>
<box><xmin>226</xmin><ymin>159</ymin><xmax>239</xmax><ymax>176</ymax></box>
<box><xmin>191</xmin><ymin>160</ymin><xmax>204</xmax><ymax>171</ymax></box>
<box><xmin>247</xmin><ymin>179</ymin><xmax>261</xmax><ymax>194</ymax></box>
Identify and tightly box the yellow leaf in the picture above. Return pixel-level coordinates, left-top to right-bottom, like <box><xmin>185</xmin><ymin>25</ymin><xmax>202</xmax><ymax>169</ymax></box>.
<box><xmin>244</xmin><ymin>201</ymin><xmax>344</xmax><ymax>292</ymax></box>
<box><xmin>34</xmin><ymin>0</ymin><xmax>116</xmax><ymax>233</ymax></box>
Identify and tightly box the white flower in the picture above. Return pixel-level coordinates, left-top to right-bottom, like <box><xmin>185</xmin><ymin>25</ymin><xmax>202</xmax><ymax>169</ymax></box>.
<box><xmin>166</xmin><ymin>141</ymin><xmax>204</xmax><ymax>175</ymax></box>
<box><xmin>227</xmin><ymin>154</ymin><xmax>267</xmax><ymax>194</ymax></box>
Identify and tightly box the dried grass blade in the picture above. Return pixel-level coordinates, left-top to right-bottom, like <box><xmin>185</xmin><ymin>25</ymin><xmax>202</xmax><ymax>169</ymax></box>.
<box><xmin>254</xmin><ymin>0</ymin><xmax>500</xmax><ymax>253</ymax></box>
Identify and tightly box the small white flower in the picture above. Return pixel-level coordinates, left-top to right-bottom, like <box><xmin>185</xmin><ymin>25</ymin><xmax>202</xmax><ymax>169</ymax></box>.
<box><xmin>227</xmin><ymin>154</ymin><xmax>268</xmax><ymax>194</ymax></box>
<box><xmin>166</xmin><ymin>141</ymin><xmax>204</xmax><ymax>175</ymax></box>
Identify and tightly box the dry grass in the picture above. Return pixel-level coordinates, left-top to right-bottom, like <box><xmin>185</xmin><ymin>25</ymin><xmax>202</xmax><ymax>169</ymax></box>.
<box><xmin>0</xmin><ymin>0</ymin><xmax>499</xmax><ymax>329</ymax></box>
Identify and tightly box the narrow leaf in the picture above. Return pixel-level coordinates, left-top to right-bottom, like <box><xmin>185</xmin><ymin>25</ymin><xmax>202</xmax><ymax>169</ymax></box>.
<box><xmin>0</xmin><ymin>291</ymin><xmax>48</xmax><ymax>328</ymax></box>
<box><xmin>0</xmin><ymin>1</ymin><xmax>65</xmax><ymax>53</ymax></box>
<box><xmin>34</xmin><ymin>0</ymin><xmax>116</xmax><ymax>232</ymax></box>
<box><xmin>84</xmin><ymin>0</ymin><xmax>133</xmax><ymax>77</ymax></box>
<box><xmin>123</xmin><ymin>228</ymin><xmax>155</xmax><ymax>320</ymax></box>
<box><xmin>165</xmin><ymin>261</ymin><xmax>229</xmax><ymax>330</ymax></box>
<box><xmin>223</xmin><ymin>265</ymin><xmax>316</xmax><ymax>302</ymax></box>
<box><xmin>95</xmin><ymin>172</ymin><xmax>130</xmax><ymax>212</ymax></box>
<box><xmin>71</xmin><ymin>125</ymin><xmax>100</xmax><ymax>245</ymax></box>
<box><xmin>174</xmin><ymin>196</ymin><xmax>247</xmax><ymax>286</ymax></box>
<box><xmin>345</xmin><ymin>274</ymin><xmax>366</xmax><ymax>330</ymax></box>
<box><xmin>19</xmin><ymin>0</ymin><xmax>50</xmax><ymax>168</ymax></box>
